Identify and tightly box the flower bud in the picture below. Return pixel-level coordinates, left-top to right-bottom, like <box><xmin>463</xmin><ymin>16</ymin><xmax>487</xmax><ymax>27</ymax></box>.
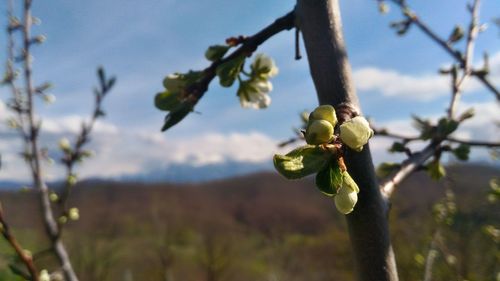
<box><xmin>334</xmin><ymin>185</ymin><xmax>358</xmax><ymax>214</ymax></box>
<box><xmin>58</xmin><ymin>216</ymin><xmax>67</xmax><ymax>224</ymax></box>
<box><xmin>339</xmin><ymin>116</ymin><xmax>373</xmax><ymax>151</ymax></box>
<box><xmin>68</xmin><ymin>208</ymin><xmax>79</xmax><ymax>221</ymax></box>
<box><xmin>58</xmin><ymin>138</ymin><xmax>71</xmax><ymax>152</ymax></box>
<box><xmin>305</xmin><ymin>120</ymin><xmax>334</xmax><ymax>145</ymax></box>
<box><xmin>39</xmin><ymin>270</ymin><xmax>50</xmax><ymax>281</ymax></box>
<box><xmin>310</xmin><ymin>105</ymin><xmax>337</xmax><ymax>127</ymax></box>
<box><xmin>49</xmin><ymin>192</ymin><xmax>59</xmax><ymax>202</ymax></box>
<box><xmin>67</xmin><ymin>174</ymin><xmax>77</xmax><ymax>186</ymax></box>
<box><xmin>43</xmin><ymin>94</ymin><xmax>56</xmax><ymax>104</ymax></box>
<box><xmin>162</xmin><ymin>74</ymin><xmax>185</xmax><ymax>93</ymax></box>
<box><xmin>251</xmin><ymin>54</ymin><xmax>278</xmax><ymax>78</ymax></box>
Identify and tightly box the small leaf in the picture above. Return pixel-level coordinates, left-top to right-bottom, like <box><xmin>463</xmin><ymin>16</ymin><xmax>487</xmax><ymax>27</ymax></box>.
<box><xmin>216</xmin><ymin>55</ymin><xmax>245</xmax><ymax>87</ymax></box>
<box><xmin>452</xmin><ymin>144</ymin><xmax>470</xmax><ymax>161</ymax></box>
<box><xmin>161</xmin><ymin>103</ymin><xmax>192</xmax><ymax>132</ymax></box>
<box><xmin>389</xmin><ymin>142</ymin><xmax>406</xmax><ymax>153</ymax></box>
<box><xmin>315</xmin><ymin>161</ymin><xmax>343</xmax><ymax>196</ymax></box>
<box><xmin>273</xmin><ymin>145</ymin><xmax>331</xmax><ymax>179</ymax></box>
<box><xmin>458</xmin><ymin>108</ymin><xmax>474</xmax><ymax>121</ymax></box>
<box><xmin>427</xmin><ymin>161</ymin><xmax>446</xmax><ymax>181</ymax></box>
<box><xmin>412</xmin><ymin>115</ymin><xmax>433</xmax><ymax>140</ymax></box>
<box><xmin>155</xmin><ymin>91</ymin><xmax>180</xmax><ymax>111</ymax></box>
<box><xmin>437</xmin><ymin>118</ymin><xmax>459</xmax><ymax>136</ymax></box>
<box><xmin>205</xmin><ymin>45</ymin><xmax>230</xmax><ymax>61</ymax></box>
<box><xmin>448</xmin><ymin>25</ymin><xmax>464</xmax><ymax>43</ymax></box>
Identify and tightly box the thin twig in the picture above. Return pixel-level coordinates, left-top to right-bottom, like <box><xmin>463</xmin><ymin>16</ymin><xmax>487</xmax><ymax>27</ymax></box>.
<box><xmin>0</xmin><ymin>202</ymin><xmax>39</xmax><ymax>281</ymax></box>
<box><xmin>423</xmin><ymin>230</ymin><xmax>441</xmax><ymax>281</ymax></box>
<box><xmin>58</xmin><ymin>68</ymin><xmax>114</xmax><ymax>228</ymax></box>
<box><xmin>390</xmin><ymin>0</ymin><xmax>499</xmax><ymax>101</ymax></box>
<box><xmin>373</xmin><ymin>127</ymin><xmax>500</xmax><ymax>147</ymax></box>
<box><xmin>185</xmin><ymin>11</ymin><xmax>295</xmax><ymax>105</ymax></box>
<box><xmin>20</xmin><ymin>1</ymin><xmax>79</xmax><ymax>280</ymax></box>
<box><xmin>380</xmin><ymin>0</ymin><xmax>490</xmax><ymax>199</ymax></box>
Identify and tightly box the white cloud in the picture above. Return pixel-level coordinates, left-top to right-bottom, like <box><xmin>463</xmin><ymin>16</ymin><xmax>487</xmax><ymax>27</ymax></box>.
<box><xmin>0</xmin><ymin>111</ymin><xmax>285</xmax><ymax>180</ymax></box>
<box><xmin>353</xmin><ymin>50</ymin><xmax>500</xmax><ymax>101</ymax></box>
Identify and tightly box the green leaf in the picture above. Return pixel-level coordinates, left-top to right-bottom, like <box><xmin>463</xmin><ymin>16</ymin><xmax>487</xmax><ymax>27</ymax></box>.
<box><xmin>216</xmin><ymin>55</ymin><xmax>245</xmax><ymax>87</ymax></box>
<box><xmin>427</xmin><ymin>161</ymin><xmax>446</xmax><ymax>181</ymax></box>
<box><xmin>161</xmin><ymin>103</ymin><xmax>192</xmax><ymax>132</ymax></box>
<box><xmin>315</xmin><ymin>161</ymin><xmax>343</xmax><ymax>196</ymax></box>
<box><xmin>155</xmin><ymin>91</ymin><xmax>180</xmax><ymax>111</ymax></box>
<box><xmin>452</xmin><ymin>144</ymin><xmax>470</xmax><ymax>161</ymax></box>
<box><xmin>205</xmin><ymin>45</ymin><xmax>230</xmax><ymax>61</ymax></box>
<box><xmin>437</xmin><ymin>118</ymin><xmax>459</xmax><ymax>137</ymax></box>
<box><xmin>273</xmin><ymin>145</ymin><xmax>331</xmax><ymax>180</ymax></box>
<box><xmin>389</xmin><ymin>142</ymin><xmax>406</xmax><ymax>153</ymax></box>
<box><xmin>412</xmin><ymin>115</ymin><xmax>433</xmax><ymax>140</ymax></box>
<box><xmin>448</xmin><ymin>25</ymin><xmax>464</xmax><ymax>43</ymax></box>
<box><xmin>342</xmin><ymin>171</ymin><xmax>360</xmax><ymax>193</ymax></box>
<box><xmin>458</xmin><ymin>108</ymin><xmax>474</xmax><ymax>121</ymax></box>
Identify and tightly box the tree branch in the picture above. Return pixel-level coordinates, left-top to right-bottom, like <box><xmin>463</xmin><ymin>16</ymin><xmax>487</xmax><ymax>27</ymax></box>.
<box><xmin>187</xmin><ymin>11</ymin><xmax>295</xmax><ymax>104</ymax></box>
<box><xmin>0</xmin><ymin>202</ymin><xmax>39</xmax><ymax>281</ymax></box>
<box><xmin>380</xmin><ymin>0</ymin><xmax>493</xmax><ymax>200</ymax></box>
<box><xmin>390</xmin><ymin>0</ymin><xmax>500</xmax><ymax>101</ymax></box>
<box><xmin>20</xmin><ymin>1</ymin><xmax>79</xmax><ymax>280</ymax></box>
<box><xmin>373</xmin><ymin>127</ymin><xmax>500</xmax><ymax>147</ymax></box>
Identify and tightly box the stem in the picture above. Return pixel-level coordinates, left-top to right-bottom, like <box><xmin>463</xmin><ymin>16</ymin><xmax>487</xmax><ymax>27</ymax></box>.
<box><xmin>21</xmin><ymin>1</ymin><xmax>79</xmax><ymax>280</ymax></box>
<box><xmin>296</xmin><ymin>1</ymin><xmax>398</xmax><ymax>280</ymax></box>
<box><xmin>380</xmin><ymin>0</ymin><xmax>487</xmax><ymax>199</ymax></box>
<box><xmin>0</xmin><ymin>202</ymin><xmax>39</xmax><ymax>281</ymax></box>
<box><xmin>187</xmin><ymin>11</ymin><xmax>295</xmax><ymax>103</ymax></box>
<box><xmin>423</xmin><ymin>230</ymin><xmax>441</xmax><ymax>281</ymax></box>
<box><xmin>391</xmin><ymin>0</ymin><xmax>499</xmax><ymax>101</ymax></box>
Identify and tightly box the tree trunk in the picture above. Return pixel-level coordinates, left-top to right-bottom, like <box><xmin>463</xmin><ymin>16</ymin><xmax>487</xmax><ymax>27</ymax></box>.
<box><xmin>295</xmin><ymin>1</ymin><xmax>399</xmax><ymax>280</ymax></box>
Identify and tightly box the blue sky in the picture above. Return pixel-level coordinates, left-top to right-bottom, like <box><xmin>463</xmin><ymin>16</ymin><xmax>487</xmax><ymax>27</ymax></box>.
<box><xmin>0</xmin><ymin>0</ymin><xmax>499</xmax><ymax>181</ymax></box>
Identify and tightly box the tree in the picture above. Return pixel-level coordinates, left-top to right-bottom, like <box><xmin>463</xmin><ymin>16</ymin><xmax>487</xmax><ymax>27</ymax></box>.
<box><xmin>0</xmin><ymin>1</ymin><xmax>115</xmax><ymax>280</ymax></box>
<box><xmin>155</xmin><ymin>0</ymin><xmax>499</xmax><ymax>280</ymax></box>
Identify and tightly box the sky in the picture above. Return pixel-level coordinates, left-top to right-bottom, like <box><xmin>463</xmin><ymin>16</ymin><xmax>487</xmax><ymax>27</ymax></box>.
<box><xmin>0</xmin><ymin>0</ymin><xmax>499</xmax><ymax>181</ymax></box>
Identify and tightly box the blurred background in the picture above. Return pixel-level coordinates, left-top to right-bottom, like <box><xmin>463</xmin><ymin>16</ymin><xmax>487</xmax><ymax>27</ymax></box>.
<box><xmin>0</xmin><ymin>0</ymin><xmax>498</xmax><ymax>280</ymax></box>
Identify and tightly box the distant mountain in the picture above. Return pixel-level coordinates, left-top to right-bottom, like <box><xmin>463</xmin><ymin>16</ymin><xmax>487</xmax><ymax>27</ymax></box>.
<box><xmin>119</xmin><ymin>160</ymin><xmax>273</xmax><ymax>183</ymax></box>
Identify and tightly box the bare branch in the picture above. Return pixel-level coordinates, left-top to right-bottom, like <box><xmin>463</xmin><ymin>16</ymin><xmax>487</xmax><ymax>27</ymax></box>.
<box><xmin>19</xmin><ymin>0</ymin><xmax>79</xmax><ymax>280</ymax></box>
<box><xmin>0</xmin><ymin>202</ymin><xmax>39</xmax><ymax>281</ymax></box>
<box><xmin>445</xmin><ymin>137</ymin><xmax>500</xmax><ymax>148</ymax></box>
<box><xmin>380</xmin><ymin>142</ymin><xmax>439</xmax><ymax>199</ymax></box>
<box><xmin>390</xmin><ymin>0</ymin><xmax>500</xmax><ymax>101</ymax></box>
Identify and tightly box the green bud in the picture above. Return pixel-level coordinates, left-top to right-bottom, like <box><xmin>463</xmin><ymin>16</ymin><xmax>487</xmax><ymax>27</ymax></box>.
<box><xmin>216</xmin><ymin>55</ymin><xmax>245</xmax><ymax>87</ymax></box>
<box><xmin>43</xmin><ymin>94</ymin><xmax>56</xmax><ymax>104</ymax></box>
<box><xmin>342</xmin><ymin>171</ymin><xmax>360</xmax><ymax>193</ymax></box>
<box><xmin>67</xmin><ymin>174</ymin><xmax>77</xmax><ymax>186</ymax></box>
<box><xmin>205</xmin><ymin>45</ymin><xmax>230</xmax><ymax>61</ymax></box>
<box><xmin>163</xmin><ymin>74</ymin><xmax>185</xmax><ymax>93</ymax></box>
<box><xmin>448</xmin><ymin>25</ymin><xmax>464</xmax><ymax>43</ymax></box>
<box><xmin>58</xmin><ymin>138</ymin><xmax>71</xmax><ymax>152</ymax></box>
<box><xmin>305</xmin><ymin>120</ymin><xmax>334</xmax><ymax>145</ymax></box>
<box><xmin>339</xmin><ymin>116</ymin><xmax>373</xmax><ymax>151</ymax></box>
<box><xmin>58</xmin><ymin>216</ymin><xmax>67</xmax><ymax>224</ymax></box>
<box><xmin>155</xmin><ymin>91</ymin><xmax>181</xmax><ymax>111</ymax></box>
<box><xmin>378</xmin><ymin>2</ymin><xmax>389</xmax><ymax>14</ymax></box>
<box><xmin>334</xmin><ymin>185</ymin><xmax>358</xmax><ymax>214</ymax></box>
<box><xmin>68</xmin><ymin>208</ymin><xmax>79</xmax><ymax>221</ymax></box>
<box><xmin>310</xmin><ymin>105</ymin><xmax>337</xmax><ymax>127</ymax></box>
<box><xmin>49</xmin><ymin>192</ymin><xmax>58</xmax><ymax>202</ymax></box>
<box><xmin>39</xmin><ymin>269</ymin><xmax>50</xmax><ymax>281</ymax></box>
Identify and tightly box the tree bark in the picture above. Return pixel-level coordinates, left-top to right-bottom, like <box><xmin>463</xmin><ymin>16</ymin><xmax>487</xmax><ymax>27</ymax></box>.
<box><xmin>295</xmin><ymin>1</ymin><xmax>399</xmax><ymax>280</ymax></box>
